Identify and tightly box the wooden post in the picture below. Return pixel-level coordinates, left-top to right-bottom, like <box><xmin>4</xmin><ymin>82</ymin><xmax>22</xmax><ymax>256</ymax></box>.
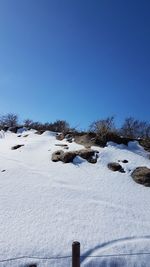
<box><xmin>72</xmin><ymin>241</ymin><xmax>80</xmax><ymax>267</ymax></box>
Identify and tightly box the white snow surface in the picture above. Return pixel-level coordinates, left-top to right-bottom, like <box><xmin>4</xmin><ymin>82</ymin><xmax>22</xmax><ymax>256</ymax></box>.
<box><xmin>0</xmin><ymin>131</ymin><xmax>150</xmax><ymax>266</ymax></box>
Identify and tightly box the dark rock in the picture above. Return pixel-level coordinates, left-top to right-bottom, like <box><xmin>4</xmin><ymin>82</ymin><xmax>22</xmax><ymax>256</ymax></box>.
<box><xmin>77</xmin><ymin>149</ymin><xmax>98</xmax><ymax>163</ymax></box>
<box><xmin>65</xmin><ymin>134</ymin><xmax>73</xmax><ymax>143</ymax></box>
<box><xmin>55</xmin><ymin>144</ymin><xmax>68</xmax><ymax>148</ymax></box>
<box><xmin>118</xmin><ymin>159</ymin><xmax>128</xmax><ymax>163</ymax></box>
<box><xmin>51</xmin><ymin>148</ymin><xmax>99</xmax><ymax>164</ymax></box>
<box><xmin>61</xmin><ymin>151</ymin><xmax>76</xmax><ymax>163</ymax></box>
<box><xmin>78</xmin><ymin>149</ymin><xmax>98</xmax><ymax>164</ymax></box>
<box><xmin>1</xmin><ymin>170</ymin><xmax>6</xmax><ymax>172</ymax></box>
<box><xmin>131</xmin><ymin>167</ymin><xmax>150</xmax><ymax>187</ymax></box>
<box><xmin>139</xmin><ymin>139</ymin><xmax>150</xmax><ymax>152</ymax></box>
<box><xmin>78</xmin><ymin>149</ymin><xmax>95</xmax><ymax>159</ymax></box>
<box><xmin>122</xmin><ymin>160</ymin><xmax>128</xmax><ymax>163</ymax></box>
<box><xmin>51</xmin><ymin>150</ymin><xmax>64</xmax><ymax>162</ymax></box>
<box><xmin>67</xmin><ymin>138</ymin><xmax>73</xmax><ymax>143</ymax></box>
<box><xmin>65</xmin><ymin>134</ymin><xmax>72</xmax><ymax>138</ymax></box>
<box><xmin>23</xmin><ymin>134</ymin><xmax>29</xmax><ymax>138</ymax></box>
<box><xmin>52</xmin><ymin>150</ymin><xmax>76</xmax><ymax>163</ymax></box>
<box><xmin>65</xmin><ymin>134</ymin><xmax>73</xmax><ymax>139</ymax></box>
<box><xmin>56</xmin><ymin>133</ymin><xmax>64</xmax><ymax>141</ymax></box>
<box><xmin>108</xmin><ymin>162</ymin><xmax>123</xmax><ymax>172</ymax></box>
<box><xmin>119</xmin><ymin>168</ymin><xmax>126</xmax><ymax>173</ymax></box>
<box><xmin>88</xmin><ymin>157</ymin><xmax>97</xmax><ymax>164</ymax></box>
<box><xmin>35</xmin><ymin>130</ymin><xmax>45</xmax><ymax>135</ymax></box>
<box><xmin>11</xmin><ymin>144</ymin><xmax>24</xmax><ymax>150</ymax></box>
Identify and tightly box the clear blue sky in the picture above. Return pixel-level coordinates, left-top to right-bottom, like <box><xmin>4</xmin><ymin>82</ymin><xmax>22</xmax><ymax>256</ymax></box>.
<box><xmin>0</xmin><ymin>0</ymin><xmax>150</xmax><ymax>129</ymax></box>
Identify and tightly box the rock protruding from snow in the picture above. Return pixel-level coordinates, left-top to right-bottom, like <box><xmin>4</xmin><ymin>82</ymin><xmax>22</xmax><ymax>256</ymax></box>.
<box><xmin>51</xmin><ymin>149</ymin><xmax>98</xmax><ymax>164</ymax></box>
<box><xmin>107</xmin><ymin>162</ymin><xmax>125</xmax><ymax>173</ymax></box>
<box><xmin>118</xmin><ymin>159</ymin><xmax>128</xmax><ymax>163</ymax></box>
<box><xmin>122</xmin><ymin>159</ymin><xmax>128</xmax><ymax>163</ymax></box>
<box><xmin>55</xmin><ymin>143</ymin><xmax>69</xmax><ymax>149</ymax></box>
<box><xmin>139</xmin><ymin>139</ymin><xmax>150</xmax><ymax>152</ymax></box>
<box><xmin>51</xmin><ymin>150</ymin><xmax>64</xmax><ymax>162</ymax></box>
<box><xmin>11</xmin><ymin>144</ymin><xmax>24</xmax><ymax>150</ymax></box>
<box><xmin>61</xmin><ymin>151</ymin><xmax>77</xmax><ymax>163</ymax></box>
<box><xmin>77</xmin><ymin>149</ymin><xmax>98</xmax><ymax>163</ymax></box>
<box><xmin>52</xmin><ymin>150</ymin><xmax>76</xmax><ymax>163</ymax></box>
<box><xmin>35</xmin><ymin>130</ymin><xmax>45</xmax><ymax>135</ymax></box>
<box><xmin>56</xmin><ymin>133</ymin><xmax>64</xmax><ymax>141</ymax></box>
<box><xmin>131</xmin><ymin>166</ymin><xmax>150</xmax><ymax>187</ymax></box>
<box><xmin>65</xmin><ymin>134</ymin><xmax>73</xmax><ymax>143</ymax></box>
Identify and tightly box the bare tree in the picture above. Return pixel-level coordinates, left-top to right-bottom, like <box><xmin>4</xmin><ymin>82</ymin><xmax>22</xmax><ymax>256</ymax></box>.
<box><xmin>23</xmin><ymin>119</ymin><xmax>33</xmax><ymax>128</ymax></box>
<box><xmin>120</xmin><ymin>117</ymin><xmax>150</xmax><ymax>138</ymax></box>
<box><xmin>89</xmin><ymin>116</ymin><xmax>115</xmax><ymax>136</ymax></box>
<box><xmin>0</xmin><ymin>113</ymin><xmax>18</xmax><ymax>128</ymax></box>
<box><xmin>52</xmin><ymin>120</ymin><xmax>70</xmax><ymax>133</ymax></box>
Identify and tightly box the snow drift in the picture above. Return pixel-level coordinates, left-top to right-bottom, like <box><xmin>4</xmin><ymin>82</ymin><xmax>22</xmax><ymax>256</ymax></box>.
<box><xmin>0</xmin><ymin>130</ymin><xmax>150</xmax><ymax>266</ymax></box>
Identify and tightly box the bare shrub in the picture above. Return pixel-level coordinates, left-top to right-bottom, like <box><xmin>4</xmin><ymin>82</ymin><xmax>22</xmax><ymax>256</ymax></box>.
<box><xmin>89</xmin><ymin>116</ymin><xmax>115</xmax><ymax>135</ymax></box>
<box><xmin>120</xmin><ymin>117</ymin><xmax>150</xmax><ymax>139</ymax></box>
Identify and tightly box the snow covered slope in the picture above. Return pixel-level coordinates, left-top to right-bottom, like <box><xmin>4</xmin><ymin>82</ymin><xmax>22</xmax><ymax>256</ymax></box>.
<box><xmin>0</xmin><ymin>130</ymin><xmax>150</xmax><ymax>266</ymax></box>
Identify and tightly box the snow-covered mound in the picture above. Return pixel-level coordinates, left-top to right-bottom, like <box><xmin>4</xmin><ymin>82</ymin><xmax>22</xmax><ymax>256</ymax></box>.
<box><xmin>108</xmin><ymin>140</ymin><xmax>150</xmax><ymax>158</ymax></box>
<box><xmin>17</xmin><ymin>127</ymin><xmax>28</xmax><ymax>134</ymax></box>
<box><xmin>0</xmin><ymin>131</ymin><xmax>150</xmax><ymax>266</ymax></box>
<box><xmin>41</xmin><ymin>130</ymin><xmax>57</xmax><ymax>137</ymax></box>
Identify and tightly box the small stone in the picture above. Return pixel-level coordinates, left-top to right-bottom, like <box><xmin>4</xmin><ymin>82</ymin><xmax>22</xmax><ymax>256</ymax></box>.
<box><xmin>107</xmin><ymin>162</ymin><xmax>122</xmax><ymax>172</ymax></box>
<box><xmin>11</xmin><ymin>144</ymin><xmax>24</xmax><ymax>150</ymax></box>
<box><xmin>122</xmin><ymin>160</ymin><xmax>128</xmax><ymax>163</ymax></box>
<box><xmin>23</xmin><ymin>134</ymin><xmax>29</xmax><ymax>138</ymax></box>
<box><xmin>119</xmin><ymin>168</ymin><xmax>126</xmax><ymax>173</ymax></box>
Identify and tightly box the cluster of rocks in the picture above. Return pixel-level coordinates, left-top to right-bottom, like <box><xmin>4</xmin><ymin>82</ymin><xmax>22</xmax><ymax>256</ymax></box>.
<box><xmin>107</xmin><ymin>160</ymin><xmax>150</xmax><ymax>187</ymax></box>
<box><xmin>52</xmin><ymin>149</ymin><xmax>99</xmax><ymax>164</ymax></box>
<box><xmin>55</xmin><ymin>131</ymin><xmax>138</xmax><ymax>149</ymax></box>
<box><xmin>53</xmin><ymin>138</ymin><xmax>150</xmax><ymax>187</ymax></box>
<box><xmin>107</xmin><ymin>160</ymin><xmax>129</xmax><ymax>173</ymax></box>
<box><xmin>56</xmin><ymin>133</ymin><xmax>73</xmax><ymax>143</ymax></box>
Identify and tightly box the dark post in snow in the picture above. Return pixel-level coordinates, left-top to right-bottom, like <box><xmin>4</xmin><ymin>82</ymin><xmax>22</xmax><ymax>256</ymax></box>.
<box><xmin>28</xmin><ymin>265</ymin><xmax>37</xmax><ymax>267</ymax></box>
<box><xmin>72</xmin><ymin>241</ymin><xmax>80</xmax><ymax>267</ymax></box>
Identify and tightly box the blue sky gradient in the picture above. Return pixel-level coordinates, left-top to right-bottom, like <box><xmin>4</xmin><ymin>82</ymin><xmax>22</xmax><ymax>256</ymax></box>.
<box><xmin>0</xmin><ymin>0</ymin><xmax>150</xmax><ymax>129</ymax></box>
